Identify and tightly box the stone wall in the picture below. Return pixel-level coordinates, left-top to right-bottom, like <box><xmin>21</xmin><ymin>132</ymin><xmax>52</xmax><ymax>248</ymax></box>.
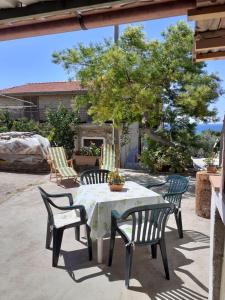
<box><xmin>39</xmin><ymin>94</ymin><xmax>73</xmax><ymax>121</ymax></box>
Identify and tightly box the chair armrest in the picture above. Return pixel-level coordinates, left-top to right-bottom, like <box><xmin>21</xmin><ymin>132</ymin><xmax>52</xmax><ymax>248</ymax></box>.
<box><xmin>147</xmin><ymin>182</ymin><xmax>166</xmax><ymax>189</ymax></box>
<box><xmin>49</xmin><ymin>200</ymin><xmax>87</xmax><ymax>222</ymax></box>
<box><xmin>46</xmin><ymin>192</ymin><xmax>74</xmax><ymax>206</ymax></box>
<box><xmin>112</xmin><ymin>210</ymin><xmax>122</xmax><ymax>220</ymax></box>
<box><xmin>67</xmin><ymin>159</ymin><xmax>73</xmax><ymax>167</ymax></box>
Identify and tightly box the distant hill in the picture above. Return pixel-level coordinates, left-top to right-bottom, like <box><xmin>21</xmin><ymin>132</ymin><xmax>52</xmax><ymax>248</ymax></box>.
<box><xmin>196</xmin><ymin>123</ymin><xmax>223</xmax><ymax>133</ymax></box>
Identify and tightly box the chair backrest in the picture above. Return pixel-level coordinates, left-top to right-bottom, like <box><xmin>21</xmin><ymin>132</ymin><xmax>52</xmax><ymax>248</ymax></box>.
<box><xmin>166</xmin><ymin>175</ymin><xmax>189</xmax><ymax>194</ymax></box>
<box><xmin>121</xmin><ymin>203</ymin><xmax>174</xmax><ymax>244</ymax></box>
<box><xmin>101</xmin><ymin>144</ymin><xmax>115</xmax><ymax>171</ymax></box>
<box><xmin>163</xmin><ymin>175</ymin><xmax>189</xmax><ymax>207</ymax></box>
<box><xmin>38</xmin><ymin>187</ymin><xmax>54</xmax><ymax>224</ymax></box>
<box><xmin>48</xmin><ymin>147</ymin><xmax>68</xmax><ymax>168</ymax></box>
<box><xmin>80</xmin><ymin>169</ymin><xmax>110</xmax><ymax>185</ymax></box>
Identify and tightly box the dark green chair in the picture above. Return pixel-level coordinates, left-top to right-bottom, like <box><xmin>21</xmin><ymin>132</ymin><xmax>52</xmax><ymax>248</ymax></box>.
<box><xmin>148</xmin><ymin>175</ymin><xmax>189</xmax><ymax>239</ymax></box>
<box><xmin>80</xmin><ymin>169</ymin><xmax>109</xmax><ymax>185</ymax></box>
<box><xmin>108</xmin><ymin>203</ymin><xmax>175</xmax><ymax>288</ymax></box>
<box><xmin>38</xmin><ymin>187</ymin><xmax>92</xmax><ymax>267</ymax></box>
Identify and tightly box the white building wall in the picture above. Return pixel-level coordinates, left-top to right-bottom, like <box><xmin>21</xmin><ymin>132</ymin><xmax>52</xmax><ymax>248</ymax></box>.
<box><xmin>220</xmin><ymin>240</ymin><xmax>225</xmax><ymax>300</ymax></box>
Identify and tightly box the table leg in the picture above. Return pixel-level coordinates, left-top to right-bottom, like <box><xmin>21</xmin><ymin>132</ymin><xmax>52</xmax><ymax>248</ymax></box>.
<box><xmin>97</xmin><ymin>238</ymin><xmax>103</xmax><ymax>264</ymax></box>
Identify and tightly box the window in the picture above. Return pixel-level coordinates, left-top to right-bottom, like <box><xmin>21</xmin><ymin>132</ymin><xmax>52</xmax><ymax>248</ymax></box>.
<box><xmin>82</xmin><ymin>137</ymin><xmax>105</xmax><ymax>148</ymax></box>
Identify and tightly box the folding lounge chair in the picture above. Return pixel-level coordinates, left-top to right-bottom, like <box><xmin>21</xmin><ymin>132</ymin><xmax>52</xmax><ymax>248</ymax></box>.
<box><xmin>48</xmin><ymin>147</ymin><xmax>78</xmax><ymax>185</ymax></box>
<box><xmin>101</xmin><ymin>144</ymin><xmax>116</xmax><ymax>171</ymax></box>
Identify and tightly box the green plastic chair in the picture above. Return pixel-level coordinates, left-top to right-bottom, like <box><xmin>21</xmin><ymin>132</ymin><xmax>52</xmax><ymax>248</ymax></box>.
<box><xmin>101</xmin><ymin>144</ymin><xmax>115</xmax><ymax>171</ymax></box>
<box><xmin>148</xmin><ymin>175</ymin><xmax>189</xmax><ymax>238</ymax></box>
<box><xmin>38</xmin><ymin>187</ymin><xmax>92</xmax><ymax>267</ymax></box>
<box><xmin>108</xmin><ymin>203</ymin><xmax>175</xmax><ymax>288</ymax></box>
<box><xmin>48</xmin><ymin>147</ymin><xmax>77</xmax><ymax>184</ymax></box>
<box><xmin>80</xmin><ymin>169</ymin><xmax>110</xmax><ymax>185</ymax></box>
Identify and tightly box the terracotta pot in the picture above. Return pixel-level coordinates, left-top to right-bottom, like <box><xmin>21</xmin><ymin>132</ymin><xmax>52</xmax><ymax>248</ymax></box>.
<box><xmin>109</xmin><ymin>183</ymin><xmax>124</xmax><ymax>192</ymax></box>
<box><xmin>74</xmin><ymin>155</ymin><xmax>100</xmax><ymax>166</ymax></box>
<box><xmin>206</xmin><ymin>166</ymin><xmax>217</xmax><ymax>173</ymax></box>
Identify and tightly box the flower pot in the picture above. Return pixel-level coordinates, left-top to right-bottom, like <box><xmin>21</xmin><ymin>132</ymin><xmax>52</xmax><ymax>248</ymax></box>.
<box><xmin>74</xmin><ymin>155</ymin><xmax>100</xmax><ymax>166</ymax></box>
<box><xmin>206</xmin><ymin>166</ymin><xmax>217</xmax><ymax>173</ymax></box>
<box><xmin>109</xmin><ymin>183</ymin><xmax>124</xmax><ymax>192</ymax></box>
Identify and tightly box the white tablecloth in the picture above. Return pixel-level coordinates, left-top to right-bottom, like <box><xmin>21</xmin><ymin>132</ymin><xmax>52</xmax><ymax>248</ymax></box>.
<box><xmin>74</xmin><ymin>181</ymin><xmax>164</xmax><ymax>239</ymax></box>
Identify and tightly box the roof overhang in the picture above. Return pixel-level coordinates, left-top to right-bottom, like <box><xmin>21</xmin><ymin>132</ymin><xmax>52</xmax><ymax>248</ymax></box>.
<box><xmin>0</xmin><ymin>0</ymin><xmax>195</xmax><ymax>41</ymax></box>
<box><xmin>0</xmin><ymin>90</ymin><xmax>86</xmax><ymax>96</ymax></box>
<box><xmin>188</xmin><ymin>0</ymin><xmax>225</xmax><ymax>62</ymax></box>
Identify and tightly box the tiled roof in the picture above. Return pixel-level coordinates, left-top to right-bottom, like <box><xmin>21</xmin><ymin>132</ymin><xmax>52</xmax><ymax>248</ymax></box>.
<box><xmin>0</xmin><ymin>81</ymin><xmax>85</xmax><ymax>95</ymax></box>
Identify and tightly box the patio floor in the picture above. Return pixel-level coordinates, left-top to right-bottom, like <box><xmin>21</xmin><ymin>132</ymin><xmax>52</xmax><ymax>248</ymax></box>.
<box><xmin>0</xmin><ymin>170</ymin><xmax>209</xmax><ymax>300</ymax></box>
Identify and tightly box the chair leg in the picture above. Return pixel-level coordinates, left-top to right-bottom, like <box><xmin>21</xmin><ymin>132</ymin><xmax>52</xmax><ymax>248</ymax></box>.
<box><xmin>52</xmin><ymin>228</ymin><xmax>64</xmax><ymax>267</ymax></box>
<box><xmin>151</xmin><ymin>244</ymin><xmax>157</xmax><ymax>259</ymax></box>
<box><xmin>75</xmin><ymin>226</ymin><xmax>80</xmax><ymax>241</ymax></box>
<box><xmin>108</xmin><ymin>229</ymin><xmax>116</xmax><ymax>266</ymax></box>
<box><xmin>125</xmin><ymin>245</ymin><xmax>133</xmax><ymax>288</ymax></box>
<box><xmin>46</xmin><ymin>221</ymin><xmax>52</xmax><ymax>249</ymax></box>
<box><xmin>159</xmin><ymin>239</ymin><xmax>170</xmax><ymax>280</ymax></box>
<box><xmin>175</xmin><ymin>210</ymin><xmax>183</xmax><ymax>239</ymax></box>
<box><xmin>86</xmin><ymin>225</ymin><xmax>92</xmax><ymax>261</ymax></box>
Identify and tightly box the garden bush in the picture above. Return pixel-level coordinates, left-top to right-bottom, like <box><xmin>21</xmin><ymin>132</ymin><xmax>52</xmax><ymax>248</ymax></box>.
<box><xmin>140</xmin><ymin>138</ymin><xmax>192</xmax><ymax>173</ymax></box>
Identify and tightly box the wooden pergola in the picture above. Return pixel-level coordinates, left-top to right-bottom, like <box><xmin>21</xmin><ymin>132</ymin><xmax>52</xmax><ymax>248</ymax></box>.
<box><xmin>188</xmin><ymin>0</ymin><xmax>225</xmax><ymax>62</ymax></box>
<box><xmin>1</xmin><ymin>1</ymin><xmax>225</xmax><ymax>63</ymax></box>
<box><xmin>0</xmin><ymin>0</ymin><xmax>195</xmax><ymax>40</ymax></box>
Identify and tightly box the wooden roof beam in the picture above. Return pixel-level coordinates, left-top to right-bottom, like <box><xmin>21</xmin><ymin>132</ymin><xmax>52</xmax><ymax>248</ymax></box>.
<box><xmin>0</xmin><ymin>0</ymin><xmax>121</xmax><ymax>22</ymax></box>
<box><xmin>0</xmin><ymin>0</ymin><xmax>196</xmax><ymax>41</ymax></box>
<box><xmin>188</xmin><ymin>4</ymin><xmax>225</xmax><ymax>21</ymax></box>
<box><xmin>196</xmin><ymin>36</ymin><xmax>225</xmax><ymax>51</ymax></box>
<box><xmin>196</xmin><ymin>51</ymin><xmax>225</xmax><ymax>62</ymax></box>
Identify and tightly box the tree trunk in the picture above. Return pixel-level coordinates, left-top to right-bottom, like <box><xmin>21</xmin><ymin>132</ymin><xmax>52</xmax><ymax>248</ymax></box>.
<box><xmin>143</xmin><ymin>128</ymin><xmax>175</xmax><ymax>147</ymax></box>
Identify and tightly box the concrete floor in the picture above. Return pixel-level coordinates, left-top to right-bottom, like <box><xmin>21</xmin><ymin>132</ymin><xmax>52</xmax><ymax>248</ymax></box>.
<box><xmin>0</xmin><ymin>170</ymin><xmax>210</xmax><ymax>300</ymax></box>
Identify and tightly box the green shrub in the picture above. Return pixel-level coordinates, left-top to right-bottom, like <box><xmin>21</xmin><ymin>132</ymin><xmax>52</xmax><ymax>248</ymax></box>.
<box><xmin>194</xmin><ymin>130</ymin><xmax>220</xmax><ymax>157</ymax></box>
<box><xmin>139</xmin><ymin>138</ymin><xmax>192</xmax><ymax>173</ymax></box>
<box><xmin>46</xmin><ymin>104</ymin><xmax>79</xmax><ymax>151</ymax></box>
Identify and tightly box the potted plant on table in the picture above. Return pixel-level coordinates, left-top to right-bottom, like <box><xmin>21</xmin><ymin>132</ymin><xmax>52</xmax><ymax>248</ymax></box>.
<box><xmin>204</xmin><ymin>151</ymin><xmax>217</xmax><ymax>173</ymax></box>
<box><xmin>74</xmin><ymin>143</ymin><xmax>101</xmax><ymax>166</ymax></box>
<box><xmin>108</xmin><ymin>170</ymin><xmax>125</xmax><ymax>192</ymax></box>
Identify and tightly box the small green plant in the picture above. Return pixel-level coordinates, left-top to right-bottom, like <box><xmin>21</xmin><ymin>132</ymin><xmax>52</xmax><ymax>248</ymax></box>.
<box><xmin>204</xmin><ymin>151</ymin><xmax>216</xmax><ymax>167</ymax></box>
<box><xmin>108</xmin><ymin>170</ymin><xmax>125</xmax><ymax>185</ymax></box>
<box><xmin>78</xmin><ymin>143</ymin><xmax>101</xmax><ymax>156</ymax></box>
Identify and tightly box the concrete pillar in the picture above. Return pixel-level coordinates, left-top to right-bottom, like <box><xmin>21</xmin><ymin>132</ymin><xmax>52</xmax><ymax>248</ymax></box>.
<box><xmin>209</xmin><ymin>192</ymin><xmax>225</xmax><ymax>300</ymax></box>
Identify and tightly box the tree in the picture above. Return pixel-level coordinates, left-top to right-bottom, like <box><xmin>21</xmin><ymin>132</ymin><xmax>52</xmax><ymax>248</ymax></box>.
<box><xmin>52</xmin><ymin>22</ymin><xmax>222</xmax><ymax>147</ymax></box>
<box><xmin>46</xmin><ymin>105</ymin><xmax>79</xmax><ymax>152</ymax></box>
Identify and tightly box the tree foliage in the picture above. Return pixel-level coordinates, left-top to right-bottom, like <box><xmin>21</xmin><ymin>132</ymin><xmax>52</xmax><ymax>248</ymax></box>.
<box><xmin>53</xmin><ymin>22</ymin><xmax>222</xmax><ymax>131</ymax></box>
<box><xmin>52</xmin><ymin>22</ymin><xmax>223</xmax><ymax>171</ymax></box>
<box><xmin>46</xmin><ymin>105</ymin><xmax>79</xmax><ymax>151</ymax></box>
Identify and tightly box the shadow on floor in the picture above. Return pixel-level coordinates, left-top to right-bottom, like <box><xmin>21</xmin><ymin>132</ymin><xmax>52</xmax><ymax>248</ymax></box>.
<box><xmin>50</xmin><ymin>178</ymin><xmax>80</xmax><ymax>189</ymax></box>
<box><xmin>55</xmin><ymin>226</ymin><xmax>209</xmax><ymax>300</ymax></box>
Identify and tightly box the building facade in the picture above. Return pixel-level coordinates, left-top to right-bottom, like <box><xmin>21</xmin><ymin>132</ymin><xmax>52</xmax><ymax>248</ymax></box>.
<box><xmin>0</xmin><ymin>81</ymin><xmax>139</xmax><ymax>168</ymax></box>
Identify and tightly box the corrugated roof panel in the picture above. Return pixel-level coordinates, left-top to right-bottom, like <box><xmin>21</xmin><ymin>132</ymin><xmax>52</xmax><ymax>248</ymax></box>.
<box><xmin>0</xmin><ymin>0</ymin><xmax>53</xmax><ymax>9</ymax></box>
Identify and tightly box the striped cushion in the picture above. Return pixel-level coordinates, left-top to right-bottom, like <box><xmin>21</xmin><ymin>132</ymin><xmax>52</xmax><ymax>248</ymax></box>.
<box><xmin>48</xmin><ymin>147</ymin><xmax>68</xmax><ymax>168</ymax></box>
<box><xmin>101</xmin><ymin>144</ymin><xmax>115</xmax><ymax>171</ymax></box>
<box><xmin>58</xmin><ymin>167</ymin><xmax>77</xmax><ymax>178</ymax></box>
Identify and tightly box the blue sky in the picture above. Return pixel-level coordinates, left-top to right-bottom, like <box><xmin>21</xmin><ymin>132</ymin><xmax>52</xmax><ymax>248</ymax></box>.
<box><xmin>0</xmin><ymin>15</ymin><xmax>224</xmax><ymax>121</ymax></box>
